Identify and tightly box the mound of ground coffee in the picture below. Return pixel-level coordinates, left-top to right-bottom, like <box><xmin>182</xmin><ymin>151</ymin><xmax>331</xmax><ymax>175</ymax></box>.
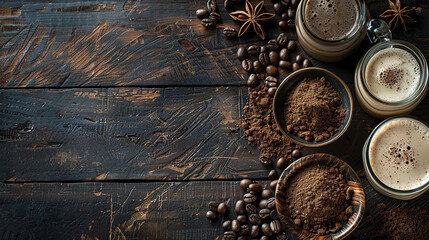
<box><xmin>284</xmin><ymin>77</ymin><xmax>346</xmax><ymax>142</ymax></box>
<box><xmin>242</xmin><ymin>84</ymin><xmax>300</xmax><ymax>165</ymax></box>
<box><xmin>285</xmin><ymin>164</ymin><xmax>353</xmax><ymax>235</ymax></box>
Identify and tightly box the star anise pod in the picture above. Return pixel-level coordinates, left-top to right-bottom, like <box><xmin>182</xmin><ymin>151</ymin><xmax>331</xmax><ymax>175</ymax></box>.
<box><xmin>229</xmin><ymin>0</ymin><xmax>275</xmax><ymax>40</ymax></box>
<box><xmin>380</xmin><ymin>0</ymin><xmax>417</xmax><ymax>32</ymax></box>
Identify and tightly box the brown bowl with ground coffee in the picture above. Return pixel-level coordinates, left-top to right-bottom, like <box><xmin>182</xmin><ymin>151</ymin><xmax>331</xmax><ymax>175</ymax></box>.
<box><xmin>275</xmin><ymin>153</ymin><xmax>365</xmax><ymax>240</ymax></box>
<box><xmin>273</xmin><ymin>67</ymin><xmax>353</xmax><ymax>147</ymax></box>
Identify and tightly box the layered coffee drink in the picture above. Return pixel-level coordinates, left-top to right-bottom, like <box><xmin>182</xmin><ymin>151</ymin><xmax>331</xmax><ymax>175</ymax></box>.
<box><xmin>368</xmin><ymin>117</ymin><xmax>429</xmax><ymax>190</ymax></box>
<box><xmin>304</xmin><ymin>0</ymin><xmax>359</xmax><ymax>41</ymax></box>
<box><xmin>365</xmin><ymin>48</ymin><xmax>421</xmax><ymax>102</ymax></box>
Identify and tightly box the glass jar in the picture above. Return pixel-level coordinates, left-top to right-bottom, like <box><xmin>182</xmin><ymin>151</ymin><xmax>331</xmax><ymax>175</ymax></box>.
<box><xmin>296</xmin><ymin>0</ymin><xmax>368</xmax><ymax>62</ymax></box>
<box><xmin>363</xmin><ymin>116</ymin><xmax>429</xmax><ymax>200</ymax></box>
<box><xmin>355</xmin><ymin>20</ymin><xmax>428</xmax><ymax>119</ymax></box>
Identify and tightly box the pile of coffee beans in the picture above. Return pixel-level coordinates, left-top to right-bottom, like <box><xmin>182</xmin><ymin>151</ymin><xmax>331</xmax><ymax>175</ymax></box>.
<box><xmin>237</xmin><ymin>33</ymin><xmax>312</xmax><ymax>96</ymax></box>
<box><xmin>206</xmin><ymin>200</ymin><xmax>229</xmax><ymax>220</ymax></box>
<box><xmin>272</xmin><ymin>0</ymin><xmax>301</xmax><ymax>31</ymax></box>
<box><xmin>197</xmin><ymin>0</ymin><xmax>222</xmax><ymax>28</ymax></box>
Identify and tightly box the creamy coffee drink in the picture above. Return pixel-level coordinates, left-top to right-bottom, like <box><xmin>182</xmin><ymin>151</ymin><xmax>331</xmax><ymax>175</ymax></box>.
<box><xmin>369</xmin><ymin>117</ymin><xmax>429</xmax><ymax>190</ymax></box>
<box><xmin>304</xmin><ymin>0</ymin><xmax>359</xmax><ymax>41</ymax></box>
<box><xmin>365</xmin><ymin>48</ymin><xmax>421</xmax><ymax>102</ymax></box>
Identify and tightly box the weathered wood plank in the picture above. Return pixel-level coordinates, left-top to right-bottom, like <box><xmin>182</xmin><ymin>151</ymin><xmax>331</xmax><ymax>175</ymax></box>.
<box><xmin>0</xmin><ymin>180</ymin><xmax>427</xmax><ymax>240</ymax></box>
<box><xmin>0</xmin><ymin>0</ymin><xmax>428</xmax><ymax>87</ymax></box>
<box><xmin>0</xmin><ymin>85</ymin><xmax>428</xmax><ymax>182</ymax></box>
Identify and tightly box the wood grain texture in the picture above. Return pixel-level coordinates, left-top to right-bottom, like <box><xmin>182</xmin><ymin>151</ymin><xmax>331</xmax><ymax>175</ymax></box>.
<box><xmin>0</xmin><ymin>0</ymin><xmax>428</xmax><ymax>87</ymax></box>
<box><xmin>0</xmin><ymin>85</ymin><xmax>428</xmax><ymax>182</ymax></box>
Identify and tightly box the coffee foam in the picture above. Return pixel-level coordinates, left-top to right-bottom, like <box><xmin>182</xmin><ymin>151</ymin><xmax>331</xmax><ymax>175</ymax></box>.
<box><xmin>369</xmin><ymin>118</ymin><xmax>429</xmax><ymax>190</ymax></box>
<box><xmin>365</xmin><ymin>48</ymin><xmax>420</xmax><ymax>102</ymax></box>
<box><xmin>305</xmin><ymin>0</ymin><xmax>359</xmax><ymax>41</ymax></box>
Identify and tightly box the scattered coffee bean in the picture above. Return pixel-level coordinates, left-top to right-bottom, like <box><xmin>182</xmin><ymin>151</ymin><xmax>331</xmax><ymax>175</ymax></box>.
<box><xmin>287</xmin><ymin>8</ymin><xmax>296</xmax><ymax>19</ymax></box>
<box><xmin>242</xmin><ymin>59</ymin><xmax>253</xmax><ymax>72</ymax></box>
<box><xmin>270</xmin><ymin>220</ymin><xmax>281</xmax><ymax>233</ymax></box>
<box><xmin>266</xmin><ymin>65</ymin><xmax>278</xmax><ymax>76</ymax></box>
<box><xmin>235</xmin><ymin>200</ymin><xmax>246</xmax><ymax>215</ymax></box>
<box><xmin>287</xmin><ymin>40</ymin><xmax>297</xmax><ymax>51</ymax></box>
<box><xmin>223</xmin><ymin>231</ymin><xmax>237</xmax><ymax>240</ymax></box>
<box><xmin>208</xmin><ymin>201</ymin><xmax>219</xmax><ymax>211</ymax></box>
<box><xmin>206</xmin><ymin>210</ymin><xmax>217</xmax><ymax>220</ymax></box>
<box><xmin>261</xmin><ymin>223</ymin><xmax>273</xmax><ymax>236</ymax></box>
<box><xmin>273</xmin><ymin>3</ymin><xmax>284</xmax><ymax>14</ymax></box>
<box><xmin>261</xmin><ymin>236</ymin><xmax>270</xmax><ymax>240</ymax></box>
<box><xmin>302</xmin><ymin>58</ymin><xmax>312</xmax><ymax>68</ymax></box>
<box><xmin>218</xmin><ymin>202</ymin><xmax>228</xmax><ymax>215</ymax></box>
<box><xmin>267</xmin><ymin>87</ymin><xmax>277</xmax><ymax>96</ymax></box>
<box><xmin>279</xmin><ymin>60</ymin><xmax>292</xmax><ymax>70</ymax></box>
<box><xmin>237</xmin><ymin>236</ymin><xmax>246</xmax><ymax>240</ymax></box>
<box><xmin>247</xmin><ymin>74</ymin><xmax>260</xmax><ymax>88</ymax></box>
<box><xmin>259</xmin><ymin>155</ymin><xmax>272</xmax><ymax>166</ymax></box>
<box><xmin>209</xmin><ymin>11</ymin><xmax>221</xmax><ymax>22</ymax></box>
<box><xmin>243</xmin><ymin>192</ymin><xmax>257</xmax><ymax>203</ymax></box>
<box><xmin>237</xmin><ymin>47</ymin><xmax>248</xmax><ymax>61</ymax></box>
<box><xmin>276</xmin><ymin>232</ymin><xmax>288</xmax><ymax>240</ymax></box>
<box><xmin>237</xmin><ymin>214</ymin><xmax>247</xmax><ymax>224</ymax></box>
<box><xmin>281</xmin><ymin>12</ymin><xmax>289</xmax><ymax>20</ymax></box>
<box><xmin>201</xmin><ymin>18</ymin><xmax>215</xmax><ymax>28</ymax></box>
<box><xmin>291</xmin><ymin>0</ymin><xmax>299</xmax><ymax>7</ymax></box>
<box><xmin>267</xmin><ymin>197</ymin><xmax>276</xmax><ymax>209</ymax></box>
<box><xmin>279</xmin><ymin>48</ymin><xmax>290</xmax><ymax>60</ymax></box>
<box><xmin>224</xmin><ymin>0</ymin><xmax>232</xmax><ymax>11</ymax></box>
<box><xmin>232</xmin><ymin>219</ymin><xmax>241</xmax><ymax>232</ymax></box>
<box><xmin>278</xmin><ymin>20</ymin><xmax>288</xmax><ymax>30</ymax></box>
<box><xmin>246</xmin><ymin>204</ymin><xmax>258</xmax><ymax>215</ymax></box>
<box><xmin>270</xmin><ymin>209</ymin><xmax>279</xmax><ymax>220</ymax></box>
<box><xmin>196</xmin><ymin>9</ymin><xmax>209</xmax><ymax>19</ymax></box>
<box><xmin>250</xmin><ymin>225</ymin><xmax>260</xmax><ymax>238</ymax></box>
<box><xmin>265</xmin><ymin>76</ymin><xmax>278</xmax><ymax>87</ymax></box>
<box><xmin>259</xmin><ymin>46</ymin><xmax>268</xmax><ymax>53</ymax></box>
<box><xmin>249</xmin><ymin>214</ymin><xmax>262</xmax><ymax>225</ymax></box>
<box><xmin>207</xmin><ymin>0</ymin><xmax>218</xmax><ymax>13</ymax></box>
<box><xmin>239</xmin><ymin>224</ymin><xmax>250</xmax><ymax>235</ymax></box>
<box><xmin>253</xmin><ymin>61</ymin><xmax>262</xmax><ymax>73</ymax></box>
<box><xmin>291</xmin><ymin>149</ymin><xmax>302</xmax><ymax>158</ymax></box>
<box><xmin>287</xmin><ymin>19</ymin><xmax>296</xmax><ymax>29</ymax></box>
<box><xmin>223</xmin><ymin>220</ymin><xmax>232</xmax><ymax>230</ymax></box>
<box><xmin>294</xmin><ymin>218</ymin><xmax>302</xmax><ymax>226</ymax></box>
<box><xmin>248</xmin><ymin>182</ymin><xmax>263</xmax><ymax>193</ymax></box>
<box><xmin>248</xmin><ymin>45</ymin><xmax>260</xmax><ymax>55</ymax></box>
<box><xmin>295</xmin><ymin>55</ymin><xmax>304</xmax><ymax>64</ymax></box>
<box><xmin>276</xmin><ymin>157</ymin><xmax>287</xmax><ymax>169</ymax></box>
<box><xmin>261</xmin><ymin>189</ymin><xmax>273</xmax><ymax>199</ymax></box>
<box><xmin>277</xmin><ymin>33</ymin><xmax>288</xmax><ymax>47</ymax></box>
<box><xmin>269</xmin><ymin>51</ymin><xmax>280</xmax><ymax>66</ymax></box>
<box><xmin>240</xmin><ymin>178</ymin><xmax>253</xmax><ymax>191</ymax></box>
<box><xmin>292</xmin><ymin>62</ymin><xmax>301</xmax><ymax>72</ymax></box>
<box><xmin>259</xmin><ymin>208</ymin><xmax>271</xmax><ymax>221</ymax></box>
<box><xmin>224</xmin><ymin>27</ymin><xmax>237</xmax><ymax>38</ymax></box>
<box><xmin>267</xmin><ymin>39</ymin><xmax>279</xmax><ymax>51</ymax></box>
<box><xmin>270</xmin><ymin>180</ymin><xmax>278</xmax><ymax>190</ymax></box>
<box><xmin>268</xmin><ymin>170</ymin><xmax>278</xmax><ymax>180</ymax></box>
<box><xmin>259</xmin><ymin>199</ymin><xmax>268</xmax><ymax>209</ymax></box>
<box><xmin>259</xmin><ymin>53</ymin><xmax>269</xmax><ymax>66</ymax></box>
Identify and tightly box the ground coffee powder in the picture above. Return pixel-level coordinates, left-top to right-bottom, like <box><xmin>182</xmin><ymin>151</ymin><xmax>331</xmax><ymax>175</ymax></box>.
<box><xmin>285</xmin><ymin>164</ymin><xmax>353</xmax><ymax>235</ymax></box>
<box><xmin>284</xmin><ymin>77</ymin><xmax>346</xmax><ymax>142</ymax></box>
<box><xmin>242</xmin><ymin>84</ymin><xmax>300</xmax><ymax>165</ymax></box>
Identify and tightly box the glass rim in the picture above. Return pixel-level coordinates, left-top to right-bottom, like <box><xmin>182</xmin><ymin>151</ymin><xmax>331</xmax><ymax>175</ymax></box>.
<box><xmin>300</xmin><ymin>0</ymin><xmax>367</xmax><ymax>43</ymax></box>
<box><xmin>365</xmin><ymin>115</ymin><xmax>429</xmax><ymax>194</ymax></box>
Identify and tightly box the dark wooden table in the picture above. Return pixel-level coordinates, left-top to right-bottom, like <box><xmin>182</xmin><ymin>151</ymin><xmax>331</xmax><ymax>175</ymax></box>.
<box><xmin>0</xmin><ymin>0</ymin><xmax>428</xmax><ymax>239</ymax></box>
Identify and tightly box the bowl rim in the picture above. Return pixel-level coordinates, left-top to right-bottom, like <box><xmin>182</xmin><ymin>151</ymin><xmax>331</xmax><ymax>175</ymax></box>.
<box><xmin>272</xmin><ymin>67</ymin><xmax>354</xmax><ymax>147</ymax></box>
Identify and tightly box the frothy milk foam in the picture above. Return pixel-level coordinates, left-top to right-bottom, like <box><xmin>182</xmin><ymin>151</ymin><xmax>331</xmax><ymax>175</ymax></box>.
<box><xmin>365</xmin><ymin>48</ymin><xmax>421</xmax><ymax>102</ymax></box>
<box><xmin>369</xmin><ymin>118</ymin><xmax>429</xmax><ymax>190</ymax></box>
<box><xmin>305</xmin><ymin>0</ymin><xmax>359</xmax><ymax>41</ymax></box>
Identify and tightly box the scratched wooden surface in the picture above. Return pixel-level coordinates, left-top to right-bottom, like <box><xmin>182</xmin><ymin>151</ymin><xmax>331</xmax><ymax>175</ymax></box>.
<box><xmin>0</xmin><ymin>0</ymin><xmax>428</xmax><ymax>239</ymax></box>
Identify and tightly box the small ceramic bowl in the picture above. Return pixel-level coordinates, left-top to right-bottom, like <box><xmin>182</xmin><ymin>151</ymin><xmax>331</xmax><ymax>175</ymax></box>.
<box><xmin>275</xmin><ymin>153</ymin><xmax>365</xmax><ymax>240</ymax></box>
<box><xmin>273</xmin><ymin>67</ymin><xmax>353</xmax><ymax>147</ymax></box>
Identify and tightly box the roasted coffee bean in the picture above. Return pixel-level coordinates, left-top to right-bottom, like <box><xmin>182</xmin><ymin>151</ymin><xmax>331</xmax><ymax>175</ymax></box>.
<box><xmin>261</xmin><ymin>236</ymin><xmax>270</xmax><ymax>240</ymax></box>
<box><xmin>267</xmin><ymin>197</ymin><xmax>276</xmax><ymax>209</ymax></box>
<box><xmin>246</xmin><ymin>204</ymin><xmax>258</xmax><ymax>215</ymax></box>
<box><xmin>273</xmin><ymin>3</ymin><xmax>284</xmax><ymax>14</ymax></box>
<box><xmin>261</xmin><ymin>189</ymin><xmax>273</xmax><ymax>199</ymax></box>
<box><xmin>218</xmin><ymin>202</ymin><xmax>228</xmax><ymax>215</ymax></box>
<box><xmin>292</xmin><ymin>62</ymin><xmax>301</xmax><ymax>72</ymax></box>
<box><xmin>259</xmin><ymin>208</ymin><xmax>271</xmax><ymax>220</ymax></box>
<box><xmin>270</xmin><ymin>220</ymin><xmax>281</xmax><ymax>233</ymax></box>
<box><xmin>237</xmin><ymin>236</ymin><xmax>246</xmax><ymax>240</ymax></box>
<box><xmin>253</xmin><ymin>61</ymin><xmax>262</xmax><ymax>73</ymax></box>
<box><xmin>266</xmin><ymin>65</ymin><xmax>278</xmax><ymax>76</ymax></box>
<box><xmin>237</xmin><ymin>214</ymin><xmax>247</xmax><ymax>224</ymax></box>
<box><xmin>223</xmin><ymin>220</ymin><xmax>232</xmax><ymax>230</ymax></box>
<box><xmin>248</xmin><ymin>182</ymin><xmax>263</xmax><ymax>193</ymax></box>
<box><xmin>224</xmin><ymin>0</ymin><xmax>232</xmax><ymax>11</ymax></box>
<box><xmin>270</xmin><ymin>209</ymin><xmax>279</xmax><ymax>220</ymax></box>
<box><xmin>248</xmin><ymin>45</ymin><xmax>260</xmax><ymax>55</ymax></box>
<box><xmin>237</xmin><ymin>47</ymin><xmax>248</xmax><ymax>61</ymax></box>
<box><xmin>208</xmin><ymin>201</ymin><xmax>220</xmax><ymax>211</ymax></box>
<box><xmin>281</xmin><ymin>12</ymin><xmax>289</xmax><ymax>20</ymax></box>
<box><xmin>279</xmin><ymin>48</ymin><xmax>290</xmax><ymax>60</ymax></box>
<box><xmin>268</xmin><ymin>170</ymin><xmax>278</xmax><ymax>180</ymax></box>
<box><xmin>295</xmin><ymin>55</ymin><xmax>304</xmax><ymax>64</ymax></box>
<box><xmin>294</xmin><ymin>218</ymin><xmax>302</xmax><ymax>226</ymax></box>
<box><xmin>287</xmin><ymin>40</ymin><xmax>297</xmax><ymax>51</ymax></box>
<box><xmin>250</xmin><ymin>225</ymin><xmax>260</xmax><ymax>238</ymax></box>
<box><xmin>247</xmin><ymin>73</ymin><xmax>260</xmax><ymax>88</ymax></box>
<box><xmin>269</xmin><ymin>51</ymin><xmax>280</xmax><ymax>66</ymax></box>
<box><xmin>276</xmin><ymin>232</ymin><xmax>288</xmax><ymax>240</ymax></box>
<box><xmin>277</xmin><ymin>33</ymin><xmax>288</xmax><ymax>47</ymax></box>
<box><xmin>287</xmin><ymin>19</ymin><xmax>296</xmax><ymax>29</ymax></box>
<box><xmin>291</xmin><ymin>149</ymin><xmax>302</xmax><ymax>158</ymax></box>
<box><xmin>259</xmin><ymin>199</ymin><xmax>268</xmax><ymax>209</ymax></box>
<box><xmin>281</xmin><ymin>0</ymin><xmax>290</xmax><ymax>5</ymax></box>
<box><xmin>287</xmin><ymin>8</ymin><xmax>296</xmax><ymax>19</ymax></box>
<box><xmin>259</xmin><ymin>155</ymin><xmax>272</xmax><ymax>166</ymax></box>
<box><xmin>291</xmin><ymin>0</ymin><xmax>299</xmax><ymax>7</ymax></box>
<box><xmin>249</xmin><ymin>190</ymin><xmax>259</xmax><ymax>196</ymax></box>
<box><xmin>279</xmin><ymin>60</ymin><xmax>292</xmax><ymax>70</ymax></box>
<box><xmin>242</xmin><ymin>59</ymin><xmax>253</xmax><ymax>72</ymax></box>
<box><xmin>270</xmin><ymin>180</ymin><xmax>278</xmax><ymax>190</ymax></box>
<box><xmin>260</xmin><ymin>46</ymin><xmax>268</xmax><ymax>53</ymax></box>
<box><xmin>259</xmin><ymin>53</ymin><xmax>269</xmax><ymax>66</ymax></box>
<box><xmin>239</xmin><ymin>224</ymin><xmax>250</xmax><ymax>235</ymax></box>
<box><xmin>201</xmin><ymin>18</ymin><xmax>215</xmax><ymax>28</ymax></box>
<box><xmin>265</xmin><ymin>76</ymin><xmax>278</xmax><ymax>87</ymax></box>
<box><xmin>232</xmin><ymin>219</ymin><xmax>241</xmax><ymax>232</ymax></box>
<box><xmin>278</xmin><ymin>20</ymin><xmax>288</xmax><ymax>31</ymax></box>
<box><xmin>223</xmin><ymin>231</ymin><xmax>237</xmax><ymax>240</ymax></box>
<box><xmin>240</xmin><ymin>178</ymin><xmax>253</xmax><ymax>191</ymax></box>
<box><xmin>261</xmin><ymin>223</ymin><xmax>273</xmax><ymax>236</ymax></box>
<box><xmin>207</xmin><ymin>0</ymin><xmax>219</xmax><ymax>13</ymax></box>
<box><xmin>235</xmin><ymin>200</ymin><xmax>246</xmax><ymax>215</ymax></box>
<box><xmin>224</xmin><ymin>27</ymin><xmax>238</xmax><ymax>38</ymax></box>
<box><xmin>196</xmin><ymin>9</ymin><xmax>209</xmax><ymax>19</ymax></box>
<box><xmin>267</xmin><ymin>39</ymin><xmax>279</xmax><ymax>51</ymax></box>
<box><xmin>243</xmin><ymin>192</ymin><xmax>257</xmax><ymax>203</ymax></box>
<box><xmin>276</xmin><ymin>157</ymin><xmax>287</xmax><ymax>169</ymax></box>
<box><xmin>267</xmin><ymin>87</ymin><xmax>277</xmax><ymax>96</ymax></box>
<box><xmin>249</xmin><ymin>214</ymin><xmax>262</xmax><ymax>225</ymax></box>
<box><xmin>206</xmin><ymin>210</ymin><xmax>217</xmax><ymax>220</ymax></box>
<box><xmin>209</xmin><ymin>11</ymin><xmax>221</xmax><ymax>22</ymax></box>
<box><xmin>303</xmin><ymin>58</ymin><xmax>312</xmax><ymax>68</ymax></box>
